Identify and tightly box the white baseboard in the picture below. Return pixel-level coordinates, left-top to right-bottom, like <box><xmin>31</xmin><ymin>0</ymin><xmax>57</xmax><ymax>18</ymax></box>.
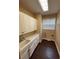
<box><xmin>42</xmin><ymin>38</ymin><xmax>55</xmax><ymax>41</ymax></box>
<box><xmin>55</xmin><ymin>41</ymin><xmax>60</xmax><ymax>55</ymax></box>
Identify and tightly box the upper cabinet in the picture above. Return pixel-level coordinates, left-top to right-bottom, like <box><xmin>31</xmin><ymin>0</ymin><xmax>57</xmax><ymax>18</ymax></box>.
<box><xmin>19</xmin><ymin>11</ymin><xmax>37</xmax><ymax>35</ymax></box>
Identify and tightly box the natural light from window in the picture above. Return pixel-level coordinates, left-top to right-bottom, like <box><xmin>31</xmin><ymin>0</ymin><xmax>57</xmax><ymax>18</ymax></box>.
<box><xmin>43</xmin><ymin>18</ymin><xmax>56</xmax><ymax>30</ymax></box>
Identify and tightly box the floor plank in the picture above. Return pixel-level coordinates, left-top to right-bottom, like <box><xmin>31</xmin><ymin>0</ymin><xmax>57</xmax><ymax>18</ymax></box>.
<box><xmin>30</xmin><ymin>40</ymin><xmax>59</xmax><ymax>59</ymax></box>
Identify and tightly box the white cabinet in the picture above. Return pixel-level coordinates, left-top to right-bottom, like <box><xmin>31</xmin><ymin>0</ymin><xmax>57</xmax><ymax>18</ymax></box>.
<box><xmin>29</xmin><ymin>35</ymin><xmax>40</xmax><ymax>57</ymax></box>
<box><xmin>19</xmin><ymin>11</ymin><xmax>37</xmax><ymax>35</ymax></box>
<box><xmin>20</xmin><ymin>48</ymin><xmax>29</xmax><ymax>59</ymax></box>
<box><xmin>20</xmin><ymin>34</ymin><xmax>40</xmax><ymax>59</ymax></box>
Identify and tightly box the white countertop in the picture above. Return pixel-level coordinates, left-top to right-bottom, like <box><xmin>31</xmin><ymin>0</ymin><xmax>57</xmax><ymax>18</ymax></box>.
<box><xmin>19</xmin><ymin>33</ymin><xmax>39</xmax><ymax>51</ymax></box>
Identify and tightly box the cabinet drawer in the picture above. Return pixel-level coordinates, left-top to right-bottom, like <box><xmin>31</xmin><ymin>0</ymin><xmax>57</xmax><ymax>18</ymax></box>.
<box><xmin>29</xmin><ymin>41</ymin><xmax>36</xmax><ymax>56</ymax></box>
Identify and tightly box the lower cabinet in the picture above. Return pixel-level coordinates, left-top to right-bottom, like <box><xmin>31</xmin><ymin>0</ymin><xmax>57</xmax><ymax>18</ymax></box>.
<box><xmin>20</xmin><ymin>35</ymin><xmax>40</xmax><ymax>59</ymax></box>
<box><xmin>20</xmin><ymin>48</ymin><xmax>29</xmax><ymax>59</ymax></box>
<box><xmin>29</xmin><ymin>36</ymin><xmax>40</xmax><ymax>57</ymax></box>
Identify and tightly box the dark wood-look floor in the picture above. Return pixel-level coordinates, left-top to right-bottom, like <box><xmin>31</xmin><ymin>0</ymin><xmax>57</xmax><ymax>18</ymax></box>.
<box><xmin>30</xmin><ymin>40</ymin><xmax>59</xmax><ymax>59</ymax></box>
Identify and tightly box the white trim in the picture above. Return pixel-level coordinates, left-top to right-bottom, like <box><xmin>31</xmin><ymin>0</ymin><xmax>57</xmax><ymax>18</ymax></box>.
<box><xmin>42</xmin><ymin>38</ymin><xmax>55</xmax><ymax>41</ymax></box>
<box><xmin>55</xmin><ymin>41</ymin><xmax>60</xmax><ymax>55</ymax></box>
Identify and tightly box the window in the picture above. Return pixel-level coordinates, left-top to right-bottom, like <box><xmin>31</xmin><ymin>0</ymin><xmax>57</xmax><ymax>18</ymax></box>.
<box><xmin>42</xmin><ymin>17</ymin><xmax>56</xmax><ymax>30</ymax></box>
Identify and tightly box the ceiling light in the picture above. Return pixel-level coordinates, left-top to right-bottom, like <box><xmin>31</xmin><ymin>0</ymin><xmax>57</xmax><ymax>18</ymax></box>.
<box><xmin>39</xmin><ymin>0</ymin><xmax>48</xmax><ymax>11</ymax></box>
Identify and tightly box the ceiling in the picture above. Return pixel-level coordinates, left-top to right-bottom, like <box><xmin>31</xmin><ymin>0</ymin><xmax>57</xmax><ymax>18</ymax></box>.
<box><xmin>19</xmin><ymin>0</ymin><xmax>60</xmax><ymax>15</ymax></box>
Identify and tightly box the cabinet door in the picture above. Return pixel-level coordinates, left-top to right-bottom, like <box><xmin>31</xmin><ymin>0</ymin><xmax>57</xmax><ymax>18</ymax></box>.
<box><xmin>29</xmin><ymin>41</ymin><xmax>35</xmax><ymax>57</ymax></box>
<box><xmin>19</xmin><ymin>11</ymin><xmax>37</xmax><ymax>35</ymax></box>
<box><xmin>21</xmin><ymin>48</ymin><xmax>29</xmax><ymax>59</ymax></box>
<box><xmin>19</xmin><ymin>12</ymin><xmax>25</xmax><ymax>35</ymax></box>
<box><xmin>29</xmin><ymin>36</ymin><xmax>39</xmax><ymax>57</ymax></box>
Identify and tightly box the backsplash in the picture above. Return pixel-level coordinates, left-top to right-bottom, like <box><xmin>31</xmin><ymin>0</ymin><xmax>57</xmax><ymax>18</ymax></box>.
<box><xmin>19</xmin><ymin>30</ymin><xmax>38</xmax><ymax>42</ymax></box>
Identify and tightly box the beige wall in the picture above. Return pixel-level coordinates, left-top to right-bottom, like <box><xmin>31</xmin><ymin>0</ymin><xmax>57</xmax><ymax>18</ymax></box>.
<box><xmin>55</xmin><ymin>12</ymin><xmax>60</xmax><ymax>54</ymax></box>
<box><xmin>35</xmin><ymin>14</ymin><xmax>42</xmax><ymax>33</ymax></box>
<box><xmin>42</xmin><ymin>29</ymin><xmax>55</xmax><ymax>41</ymax></box>
<box><xmin>19</xmin><ymin>11</ymin><xmax>37</xmax><ymax>35</ymax></box>
<box><xmin>35</xmin><ymin>14</ymin><xmax>42</xmax><ymax>41</ymax></box>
